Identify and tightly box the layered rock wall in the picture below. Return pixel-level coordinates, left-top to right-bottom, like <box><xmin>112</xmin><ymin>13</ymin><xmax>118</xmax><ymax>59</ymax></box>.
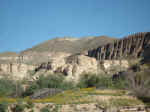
<box><xmin>88</xmin><ymin>32</ymin><xmax>150</xmax><ymax>60</ymax></box>
<box><xmin>0</xmin><ymin>63</ymin><xmax>36</xmax><ymax>79</ymax></box>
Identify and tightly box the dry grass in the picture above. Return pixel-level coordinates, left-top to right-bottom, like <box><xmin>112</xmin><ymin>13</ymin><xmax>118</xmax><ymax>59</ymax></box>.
<box><xmin>22</xmin><ymin>36</ymin><xmax>116</xmax><ymax>54</ymax></box>
<box><xmin>0</xmin><ymin>88</ymin><xmax>145</xmax><ymax>107</ymax></box>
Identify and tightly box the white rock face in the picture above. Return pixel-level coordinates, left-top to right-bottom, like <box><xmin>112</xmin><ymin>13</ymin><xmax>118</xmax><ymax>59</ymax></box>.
<box><xmin>64</xmin><ymin>55</ymin><xmax>98</xmax><ymax>81</ymax></box>
<box><xmin>0</xmin><ymin>54</ymin><xmax>129</xmax><ymax>81</ymax></box>
<box><xmin>50</xmin><ymin>58</ymin><xmax>66</xmax><ymax>71</ymax></box>
<box><xmin>103</xmin><ymin>60</ymin><xmax>129</xmax><ymax>72</ymax></box>
<box><xmin>31</xmin><ymin>55</ymin><xmax>98</xmax><ymax>82</ymax></box>
<box><xmin>0</xmin><ymin>63</ymin><xmax>36</xmax><ymax>79</ymax></box>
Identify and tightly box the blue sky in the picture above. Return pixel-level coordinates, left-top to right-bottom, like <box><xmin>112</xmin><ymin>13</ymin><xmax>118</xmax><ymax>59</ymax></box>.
<box><xmin>0</xmin><ymin>0</ymin><xmax>150</xmax><ymax>52</ymax></box>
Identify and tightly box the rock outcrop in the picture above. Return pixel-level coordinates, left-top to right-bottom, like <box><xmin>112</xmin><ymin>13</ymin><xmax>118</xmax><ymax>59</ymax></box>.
<box><xmin>88</xmin><ymin>32</ymin><xmax>150</xmax><ymax>60</ymax></box>
<box><xmin>0</xmin><ymin>63</ymin><xmax>36</xmax><ymax>79</ymax></box>
<box><xmin>31</xmin><ymin>54</ymin><xmax>129</xmax><ymax>81</ymax></box>
<box><xmin>1</xmin><ymin>32</ymin><xmax>149</xmax><ymax>81</ymax></box>
<box><xmin>31</xmin><ymin>54</ymin><xmax>99</xmax><ymax>81</ymax></box>
<box><xmin>6</xmin><ymin>103</ymin><xmax>150</xmax><ymax>112</ymax></box>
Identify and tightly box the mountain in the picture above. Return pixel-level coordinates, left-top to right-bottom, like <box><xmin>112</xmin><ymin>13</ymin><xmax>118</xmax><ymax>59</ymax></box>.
<box><xmin>0</xmin><ymin>32</ymin><xmax>149</xmax><ymax>81</ymax></box>
<box><xmin>0</xmin><ymin>52</ymin><xmax>18</xmax><ymax>57</ymax></box>
<box><xmin>21</xmin><ymin>36</ymin><xmax>116</xmax><ymax>54</ymax></box>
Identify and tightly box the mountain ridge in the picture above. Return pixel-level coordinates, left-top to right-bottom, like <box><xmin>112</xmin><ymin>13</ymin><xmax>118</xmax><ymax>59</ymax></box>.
<box><xmin>21</xmin><ymin>36</ymin><xmax>116</xmax><ymax>54</ymax></box>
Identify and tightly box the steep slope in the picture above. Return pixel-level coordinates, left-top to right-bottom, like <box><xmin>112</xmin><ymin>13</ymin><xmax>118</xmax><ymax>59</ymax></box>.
<box><xmin>88</xmin><ymin>32</ymin><xmax>150</xmax><ymax>60</ymax></box>
<box><xmin>142</xmin><ymin>41</ymin><xmax>150</xmax><ymax>65</ymax></box>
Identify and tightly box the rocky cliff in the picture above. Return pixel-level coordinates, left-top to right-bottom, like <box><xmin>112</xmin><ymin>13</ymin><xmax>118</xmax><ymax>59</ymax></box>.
<box><xmin>0</xmin><ymin>53</ymin><xmax>129</xmax><ymax>81</ymax></box>
<box><xmin>88</xmin><ymin>32</ymin><xmax>150</xmax><ymax>60</ymax></box>
<box><xmin>1</xmin><ymin>32</ymin><xmax>150</xmax><ymax>81</ymax></box>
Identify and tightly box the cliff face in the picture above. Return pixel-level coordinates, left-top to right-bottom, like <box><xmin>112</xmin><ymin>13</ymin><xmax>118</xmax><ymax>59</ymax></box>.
<box><xmin>0</xmin><ymin>54</ymin><xmax>129</xmax><ymax>81</ymax></box>
<box><xmin>30</xmin><ymin>54</ymin><xmax>129</xmax><ymax>82</ymax></box>
<box><xmin>88</xmin><ymin>32</ymin><xmax>150</xmax><ymax>60</ymax></box>
<box><xmin>1</xmin><ymin>32</ymin><xmax>149</xmax><ymax>81</ymax></box>
<box><xmin>0</xmin><ymin>63</ymin><xmax>36</xmax><ymax>79</ymax></box>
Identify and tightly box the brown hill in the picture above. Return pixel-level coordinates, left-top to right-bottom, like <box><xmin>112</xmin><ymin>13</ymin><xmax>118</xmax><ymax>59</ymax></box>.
<box><xmin>21</xmin><ymin>36</ymin><xmax>116</xmax><ymax>54</ymax></box>
<box><xmin>0</xmin><ymin>52</ymin><xmax>18</xmax><ymax>57</ymax></box>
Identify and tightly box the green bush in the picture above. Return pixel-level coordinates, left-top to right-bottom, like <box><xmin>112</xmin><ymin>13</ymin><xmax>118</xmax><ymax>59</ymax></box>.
<box><xmin>59</xmin><ymin>80</ymin><xmax>74</xmax><ymax>90</ymax></box>
<box><xmin>35</xmin><ymin>74</ymin><xmax>74</xmax><ymax>90</ymax></box>
<box><xmin>22</xmin><ymin>82</ymin><xmax>39</xmax><ymax>97</ymax></box>
<box><xmin>95</xmin><ymin>76</ymin><xmax>113</xmax><ymax>89</ymax></box>
<box><xmin>40</xmin><ymin>106</ymin><xmax>50</xmax><ymax>112</ymax></box>
<box><xmin>26</xmin><ymin>100</ymin><xmax>34</xmax><ymax>109</ymax></box>
<box><xmin>12</xmin><ymin>104</ymin><xmax>25</xmax><ymax>112</ymax></box>
<box><xmin>36</xmin><ymin>74</ymin><xmax>65</xmax><ymax>89</ymax></box>
<box><xmin>0</xmin><ymin>101</ymin><xmax>8</xmax><ymax>112</ymax></box>
<box><xmin>125</xmin><ymin>70</ymin><xmax>150</xmax><ymax>98</ymax></box>
<box><xmin>23</xmin><ymin>74</ymin><xmax>74</xmax><ymax>97</ymax></box>
<box><xmin>0</xmin><ymin>77</ymin><xmax>16</xmax><ymax>97</ymax></box>
<box><xmin>11</xmin><ymin>99</ymin><xmax>26</xmax><ymax>112</ymax></box>
<box><xmin>77</xmin><ymin>73</ymin><xmax>128</xmax><ymax>89</ymax></box>
<box><xmin>112</xmin><ymin>77</ymin><xmax>128</xmax><ymax>89</ymax></box>
<box><xmin>77</xmin><ymin>73</ymin><xmax>106</xmax><ymax>88</ymax></box>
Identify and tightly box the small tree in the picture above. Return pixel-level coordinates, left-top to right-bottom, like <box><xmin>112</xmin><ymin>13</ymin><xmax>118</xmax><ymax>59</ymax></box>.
<box><xmin>77</xmin><ymin>73</ymin><xmax>101</xmax><ymax>88</ymax></box>
<box><xmin>124</xmin><ymin>70</ymin><xmax>150</xmax><ymax>98</ymax></box>
<box><xmin>77</xmin><ymin>73</ymin><xmax>114</xmax><ymax>88</ymax></box>
<box><xmin>0</xmin><ymin>77</ymin><xmax>16</xmax><ymax>97</ymax></box>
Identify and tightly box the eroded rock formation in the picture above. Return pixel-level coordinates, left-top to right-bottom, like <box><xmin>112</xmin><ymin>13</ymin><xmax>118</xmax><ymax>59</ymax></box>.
<box><xmin>88</xmin><ymin>32</ymin><xmax>150</xmax><ymax>60</ymax></box>
<box><xmin>30</xmin><ymin>54</ymin><xmax>129</xmax><ymax>82</ymax></box>
<box><xmin>1</xmin><ymin>32</ymin><xmax>149</xmax><ymax>81</ymax></box>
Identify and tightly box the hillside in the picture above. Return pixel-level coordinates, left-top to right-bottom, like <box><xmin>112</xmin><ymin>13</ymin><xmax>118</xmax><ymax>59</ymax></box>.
<box><xmin>0</xmin><ymin>52</ymin><xmax>18</xmax><ymax>57</ymax></box>
<box><xmin>21</xmin><ymin>36</ymin><xmax>116</xmax><ymax>54</ymax></box>
<box><xmin>0</xmin><ymin>33</ymin><xmax>150</xmax><ymax>112</ymax></box>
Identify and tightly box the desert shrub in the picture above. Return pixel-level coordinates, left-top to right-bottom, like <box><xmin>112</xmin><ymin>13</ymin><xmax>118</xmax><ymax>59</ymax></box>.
<box><xmin>26</xmin><ymin>100</ymin><xmax>34</xmax><ymax>109</ymax></box>
<box><xmin>11</xmin><ymin>104</ymin><xmax>25</xmax><ymax>112</ymax></box>
<box><xmin>77</xmin><ymin>73</ymin><xmax>111</xmax><ymax>88</ymax></box>
<box><xmin>77</xmin><ymin>74</ymin><xmax>99</xmax><ymax>88</ymax></box>
<box><xmin>59</xmin><ymin>81</ymin><xmax>74</xmax><ymax>90</ymax></box>
<box><xmin>35</xmin><ymin>74</ymin><xmax>74</xmax><ymax>90</ymax></box>
<box><xmin>22</xmin><ymin>82</ymin><xmax>39</xmax><ymax>97</ymax></box>
<box><xmin>77</xmin><ymin>73</ymin><xmax>128</xmax><ymax>89</ymax></box>
<box><xmin>0</xmin><ymin>77</ymin><xmax>16</xmax><ymax>97</ymax></box>
<box><xmin>95</xmin><ymin>76</ymin><xmax>114</xmax><ymax>89</ymax></box>
<box><xmin>11</xmin><ymin>99</ymin><xmax>26</xmax><ymax>112</ymax></box>
<box><xmin>124</xmin><ymin>70</ymin><xmax>150</xmax><ymax>99</ymax></box>
<box><xmin>112</xmin><ymin>78</ymin><xmax>128</xmax><ymax>89</ymax></box>
<box><xmin>10</xmin><ymin>81</ymin><xmax>25</xmax><ymax>98</ymax></box>
<box><xmin>111</xmin><ymin>73</ymin><xmax>129</xmax><ymax>89</ymax></box>
<box><xmin>130</xmin><ymin>64</ymin><xmax>141</xmax><ymax>72</ymax></box>
<box><xmin>40</xmin><ymin>106</ymin><xmax>50</xmax><ymax>112</ymax></box>
<box><xmin>0</xmin><ymin>101</ymin><xmax>8</xmax><ymax>112</ymax></box>
<box><xmin>23</xmin><ymin>74</ymin><xmax>74</xmax><ymax>97</ymax></box>
<box><xmin>36</xmin><ymin>74</ymin><xmax>65</xmax><ymax>89</ymax></box>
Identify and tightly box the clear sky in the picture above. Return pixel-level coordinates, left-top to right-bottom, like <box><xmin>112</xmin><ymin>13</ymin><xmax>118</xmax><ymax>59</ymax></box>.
<box><xmin>0</xmin><ymin>0</ymin><xmax>150</xmax><ymax>52</ymax></box>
